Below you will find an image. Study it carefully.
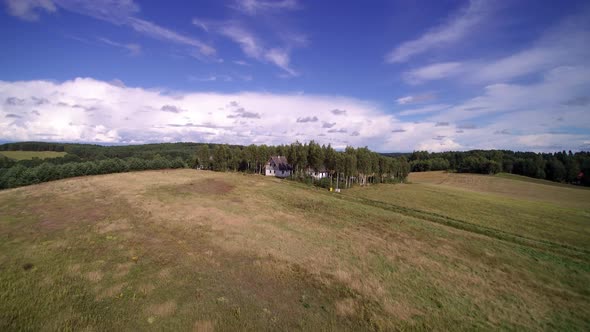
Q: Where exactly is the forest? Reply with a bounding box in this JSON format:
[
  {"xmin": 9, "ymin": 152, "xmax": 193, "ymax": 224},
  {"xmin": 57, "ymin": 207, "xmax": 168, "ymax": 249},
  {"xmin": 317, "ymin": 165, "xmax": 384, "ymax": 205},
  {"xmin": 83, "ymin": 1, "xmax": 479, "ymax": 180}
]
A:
[
  {"xmin": 404, "ymin": 150, "xmax": 590, "ymax": 186},
  {"xmin": 1, "ymin": 141, "xmax": 588, "ymax": 189},
  {"xmin": 0, "ymin": 141, "xmax": 410, "ymax": 190}
]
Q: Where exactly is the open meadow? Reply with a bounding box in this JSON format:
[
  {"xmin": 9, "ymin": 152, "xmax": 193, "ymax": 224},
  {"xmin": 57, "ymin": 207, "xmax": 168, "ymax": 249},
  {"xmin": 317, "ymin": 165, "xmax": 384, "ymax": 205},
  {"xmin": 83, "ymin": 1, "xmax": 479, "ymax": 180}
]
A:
[
  {"xmin": 1, "ymin": 170, "xmax": 589, "ymax": 330},
  {"xmin": 0, "ymin": 151, "xmax": 68, "ymax": 160}
]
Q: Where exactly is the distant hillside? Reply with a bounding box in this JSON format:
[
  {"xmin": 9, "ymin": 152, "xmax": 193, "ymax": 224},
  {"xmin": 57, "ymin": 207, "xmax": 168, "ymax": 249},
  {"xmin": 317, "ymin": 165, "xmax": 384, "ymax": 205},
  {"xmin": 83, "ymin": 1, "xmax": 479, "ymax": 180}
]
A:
[{"xmin": 380, "ymin": 152, "xmax": 411, "ymax": 158}]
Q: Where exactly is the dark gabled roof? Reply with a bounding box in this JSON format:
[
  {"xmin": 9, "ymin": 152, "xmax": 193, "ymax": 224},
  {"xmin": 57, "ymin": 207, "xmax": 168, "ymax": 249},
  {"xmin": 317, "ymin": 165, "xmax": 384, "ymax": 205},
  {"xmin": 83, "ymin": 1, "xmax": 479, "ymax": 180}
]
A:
[
  {"xmin": 306, "ymin": 166, "xmax": 327, "ymax": 173},
  {"xmin": 267, "ymin": 156, "xmax": 292, "ymax": 171}
]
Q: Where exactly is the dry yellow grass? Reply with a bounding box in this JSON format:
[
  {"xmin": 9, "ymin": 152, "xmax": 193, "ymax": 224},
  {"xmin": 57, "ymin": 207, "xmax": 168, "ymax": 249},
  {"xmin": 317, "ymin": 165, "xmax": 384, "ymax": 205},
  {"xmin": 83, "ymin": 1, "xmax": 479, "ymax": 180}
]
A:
[
  {"xmin": 408, "ymin": 171, "xmax": 590, "ymax": 209},
  {"xmin": 0, "ymin": 169, "xmax": 588, "ymax": 330},
  {"xmin": 0, "ymin": 150, "xmax": 67, "ymax": 160}
]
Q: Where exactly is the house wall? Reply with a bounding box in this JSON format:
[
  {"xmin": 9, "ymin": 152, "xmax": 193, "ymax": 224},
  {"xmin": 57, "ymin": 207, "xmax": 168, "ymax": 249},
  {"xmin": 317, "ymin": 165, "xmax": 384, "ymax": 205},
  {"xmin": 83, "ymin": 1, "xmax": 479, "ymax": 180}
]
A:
[
  {"xmin": 265, "ymin": 165, "xmax": 291, "ymax": 178},
  {"xmin": 308, "ymin": 170, "xmax": 328, "ymax": 180}
]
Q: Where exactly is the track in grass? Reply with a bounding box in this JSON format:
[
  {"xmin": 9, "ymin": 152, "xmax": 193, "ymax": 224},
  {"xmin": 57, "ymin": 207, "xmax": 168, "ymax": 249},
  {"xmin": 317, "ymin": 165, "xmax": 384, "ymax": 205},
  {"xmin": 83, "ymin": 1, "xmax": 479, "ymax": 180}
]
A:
[{"xmin": 1, "ymin": 170, "xmax": 589, "ymax": 330}]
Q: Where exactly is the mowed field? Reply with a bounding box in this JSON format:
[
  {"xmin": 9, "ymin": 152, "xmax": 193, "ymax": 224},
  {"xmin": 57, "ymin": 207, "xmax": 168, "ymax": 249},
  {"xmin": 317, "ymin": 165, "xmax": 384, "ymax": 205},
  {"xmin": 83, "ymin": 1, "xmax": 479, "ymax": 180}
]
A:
[
  {"xmin": 0, "ymin": 151, "xmax": 67, "ymax": 160},
  {"xmin": 0, "ymin": 170, "xmax": 589, "ymax": 330}
]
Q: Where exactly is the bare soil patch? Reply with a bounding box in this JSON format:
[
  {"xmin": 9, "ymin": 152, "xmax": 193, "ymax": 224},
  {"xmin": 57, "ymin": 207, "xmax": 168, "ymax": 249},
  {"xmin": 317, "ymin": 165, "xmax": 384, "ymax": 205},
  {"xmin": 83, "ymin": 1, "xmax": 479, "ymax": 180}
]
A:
[
  {"xmin": 147, "ymin": 300, "xmax": 177, "ymax": 317},
  {"xmin": 177, "ymin": 179, "xmax": 235, "ymax": 195},
  {"xmin": 193, "ymin": 320, "xmax": 214, "ymax": 332}
]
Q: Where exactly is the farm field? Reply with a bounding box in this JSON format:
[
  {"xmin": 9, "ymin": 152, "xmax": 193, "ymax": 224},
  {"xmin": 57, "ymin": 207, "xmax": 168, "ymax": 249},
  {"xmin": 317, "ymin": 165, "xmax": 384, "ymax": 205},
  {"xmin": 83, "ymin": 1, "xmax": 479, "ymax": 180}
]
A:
[
  {"xmin": 1, "ymin": 170, "xmax": 589, "ymax": 330},
  {"xmin": 0, "ymin": 150, "xmax": 67, "ymax": 160},
  {"xmin": 495, "ymin": 172, "xmax": 590, "ymax": 190}
]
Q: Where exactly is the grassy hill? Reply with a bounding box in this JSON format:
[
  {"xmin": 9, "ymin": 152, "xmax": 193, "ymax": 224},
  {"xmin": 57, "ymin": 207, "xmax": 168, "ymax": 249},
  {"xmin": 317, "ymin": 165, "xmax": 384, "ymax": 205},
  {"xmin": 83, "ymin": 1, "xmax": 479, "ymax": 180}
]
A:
[
  {"xmin": 0, "ymin": 151, "xmax": 67, "ymax": 160},
  {"xmin": 1, "ymin": 170, "xmax": 589, "ymax": 330}
]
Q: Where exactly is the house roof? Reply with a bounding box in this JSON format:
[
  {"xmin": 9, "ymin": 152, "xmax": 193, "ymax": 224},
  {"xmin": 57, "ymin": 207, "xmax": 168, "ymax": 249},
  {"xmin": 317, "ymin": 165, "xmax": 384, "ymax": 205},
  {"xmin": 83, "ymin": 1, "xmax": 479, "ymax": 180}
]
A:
[
  {"xmin": 306, "ymin": 166, "xmax": 327, "ymax": 172},
  {"xmin": 267, "ymin": 156, "xmax": 292, "ymax": 171}
]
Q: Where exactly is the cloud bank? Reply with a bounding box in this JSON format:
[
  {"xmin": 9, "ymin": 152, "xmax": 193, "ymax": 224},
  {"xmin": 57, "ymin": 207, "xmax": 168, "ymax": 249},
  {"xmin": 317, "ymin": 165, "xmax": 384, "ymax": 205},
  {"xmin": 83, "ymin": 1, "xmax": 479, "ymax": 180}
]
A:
[{"xmin": 1, "ymin": 77, "xmax": 588, "ymax": 152}]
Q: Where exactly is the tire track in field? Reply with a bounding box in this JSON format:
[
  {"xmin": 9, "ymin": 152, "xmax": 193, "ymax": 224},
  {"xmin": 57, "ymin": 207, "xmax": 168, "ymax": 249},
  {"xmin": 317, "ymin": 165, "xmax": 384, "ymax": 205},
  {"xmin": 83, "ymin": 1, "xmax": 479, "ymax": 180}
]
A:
[{"xmin": 338, "ymin": 193, "xmax": 590, "ymax": 262}]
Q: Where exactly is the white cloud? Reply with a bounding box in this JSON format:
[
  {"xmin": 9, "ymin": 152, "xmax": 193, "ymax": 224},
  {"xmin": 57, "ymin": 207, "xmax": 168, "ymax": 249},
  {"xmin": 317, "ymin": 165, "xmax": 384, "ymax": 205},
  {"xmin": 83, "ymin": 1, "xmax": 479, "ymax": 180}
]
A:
[
  {"xmin": 264, "ymin": 48, "xmax": 297, "ymax": 76},
  {"xmin": 187, "ymin": 74, "xmax": 234, "ymax": 82},
  {"xmin": 128, "ymin": 18, "xmax": 215, "ymax": 57},
  {"xmin": 53, "ymin": 0, "xmax": 140, "ymax": 23},
  {"xmin": 5, "ymin": 0, "xmax": 56, "ymax": 21},
  {"xmin": 0, "ymin": 77, "xmax": 401, "ymax": 150},
  {"xmin": 470, "ymin": 12, "xmax": 590, "ymax": 83},
  {"xmin": 385, "ymin": 0, "xmax": 490, "ymax": 63},
  {"xmin": 396, "ymin": 93, "xmax": 436, "ymax": 105},
  {"xmin": 217, "ymin": 23, "xmax": 263, "ymax": 58},
  {"xmin": 397, "ymin": 104, "xmax": 451, "ymax": 117},
  {"xmin": 414, "ymin": 65, "xmax": 590, "ymax": 151},
  {"xmin": 433, "ymin": 66, "xmax": 590, "ymax": 124},
  {"xmin": 195, "ymin": 20, "xmax": 298, "ymax": 76},
  {"xmin": 233, "ymin": 60, "xmax": 250, "ymax": 66},
  {"xmin": 229, "ymin": 0, "xmax": 300, "ymax": 15},
  {"xmin": 4, "ymin": 0, "xmax": 216, "ymax": 58},
  {"xmin": 403, "ymin": 62, "xmax": 462, "ymax": 84},
  {"xmin": 98, "ymin": 37, "xmax": 141, "ymax": 56},
  {"xmin": 3, "ymin": 77, "xmax": 586, "ymax": 152},
  {"xmin": 402, "ymin": 9, "xmax": 590, "ymax": 85}
]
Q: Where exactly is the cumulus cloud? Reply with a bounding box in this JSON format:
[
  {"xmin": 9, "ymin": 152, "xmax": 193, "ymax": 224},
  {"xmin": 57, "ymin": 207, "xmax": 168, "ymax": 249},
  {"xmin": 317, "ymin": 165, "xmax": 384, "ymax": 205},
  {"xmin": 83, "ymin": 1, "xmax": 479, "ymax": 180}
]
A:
[
  {"xmin": 327, "ymin": 128, "xmax": 347, "ymax": 134},
  {"xmin": 385, "ymin": 0, "xmax": 491, "ymax": 63},
  {"xmin": 5, "ymin": 97, "xmax": 26, "ymax": 105},
  {"xmin": 31, "ymin": 96, "xmax": 49, "ymax": 105},
  {"xmin": 1, "ymin": 77, "xmax": 588, "ymax": 152},
  {"xmin": 0, "ymin": 77, "xmax": 404, "ymax": 149},
  {"xmin": 161, "ymin": 105, "xmax": 186, "ymax": 113},
  {"xmin": 227, "ymin": 107, "xmax": 261, "ymax": 119},
  {"xmin": 435, "ymin": 122, "xmax": 449, "ymax": 127},
  {"xmin": 296, "ymin": 116, "xmax": 318, "ymax": 123},
  {"xmin": 331, "ymin": 109, "xmax": 346, "ymax": 116}
]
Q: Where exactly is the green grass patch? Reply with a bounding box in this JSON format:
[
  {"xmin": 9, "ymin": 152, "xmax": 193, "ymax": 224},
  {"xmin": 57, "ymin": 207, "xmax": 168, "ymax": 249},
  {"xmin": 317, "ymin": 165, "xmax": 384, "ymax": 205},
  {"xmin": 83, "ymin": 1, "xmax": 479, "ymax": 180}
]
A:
[
  {"xmin": 496, "ymin": 172, "xmax": 590, "ymax": 190},
  {"xmin": 0, "ymin": 151, "xmax": 67, "ymax": 160}
]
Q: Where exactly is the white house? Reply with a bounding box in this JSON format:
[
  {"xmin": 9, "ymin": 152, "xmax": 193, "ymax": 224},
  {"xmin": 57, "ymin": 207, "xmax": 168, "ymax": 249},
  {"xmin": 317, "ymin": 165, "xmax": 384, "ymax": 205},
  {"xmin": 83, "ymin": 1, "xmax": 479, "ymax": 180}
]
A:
[
  {"xmin": 306, "ymin": 167, "xmax": 329, "ymax": 180},
  {"xmin": 265, "ymin": 156, "xmax": 293, "ymax": 178}
]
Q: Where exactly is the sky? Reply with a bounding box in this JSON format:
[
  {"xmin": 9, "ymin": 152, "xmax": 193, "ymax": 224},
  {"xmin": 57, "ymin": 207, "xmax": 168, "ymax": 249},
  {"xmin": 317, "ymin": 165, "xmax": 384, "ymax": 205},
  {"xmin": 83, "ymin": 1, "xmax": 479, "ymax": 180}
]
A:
[{"xmin": 0, "ymin": 0, "xmax": 589, "ymax": 152}]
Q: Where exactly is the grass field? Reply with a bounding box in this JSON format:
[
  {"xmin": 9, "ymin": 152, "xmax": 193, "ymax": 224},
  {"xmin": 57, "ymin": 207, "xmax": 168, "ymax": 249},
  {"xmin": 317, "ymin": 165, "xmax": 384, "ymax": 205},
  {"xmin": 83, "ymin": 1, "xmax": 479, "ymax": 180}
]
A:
[
  {"xmin": 1, "ymin": 170, "xmax": 589, "ymax": 330},
  {"xmin": 496, "ymin": 172, "xmax": 590, "ymax": 190},
  {"xmin": 0, "ymin": 151, "xmax": 67, "ymax": 160}
]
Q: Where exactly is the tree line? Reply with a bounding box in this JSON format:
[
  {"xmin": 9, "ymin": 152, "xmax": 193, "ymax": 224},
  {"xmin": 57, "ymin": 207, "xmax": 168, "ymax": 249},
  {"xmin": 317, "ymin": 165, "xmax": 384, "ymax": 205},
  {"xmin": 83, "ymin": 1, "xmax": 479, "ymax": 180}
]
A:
[
  {"xmin": 195, "ymin": 141, "xmax": 411, "ymax": 188},
  {"xmin": 406, "ymin": 150, "xmax": 590, "ymax": 186},
  {"xmin": 0, "ymin": 156, "xmax": 187, "ymax": 189},
  {"xmin": 0, "ymin": 141, "xmax": 410, "ymax": 190}
]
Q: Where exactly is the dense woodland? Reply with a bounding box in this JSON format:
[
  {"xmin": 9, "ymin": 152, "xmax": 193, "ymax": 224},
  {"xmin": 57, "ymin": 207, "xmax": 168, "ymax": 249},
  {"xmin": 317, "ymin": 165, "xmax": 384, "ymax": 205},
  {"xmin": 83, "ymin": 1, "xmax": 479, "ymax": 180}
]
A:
[
  {"xmin": 1, "ymin": 141, "xmax": 588, "ymax": 189},
  {"xmin": 404, "ymin": 150, "xmax": 590, "ymax": 186},
  {"xmin": 0, "ymin": 141, "xmax": 410, "ymax": 189}
]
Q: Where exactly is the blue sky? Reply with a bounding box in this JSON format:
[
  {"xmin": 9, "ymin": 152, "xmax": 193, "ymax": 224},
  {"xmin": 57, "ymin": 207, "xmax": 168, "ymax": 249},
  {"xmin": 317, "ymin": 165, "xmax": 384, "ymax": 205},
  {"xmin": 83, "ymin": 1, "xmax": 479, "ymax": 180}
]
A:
[{"xmin": 1, "ymin": 0, "xmax": 589, "ymax": 152}]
